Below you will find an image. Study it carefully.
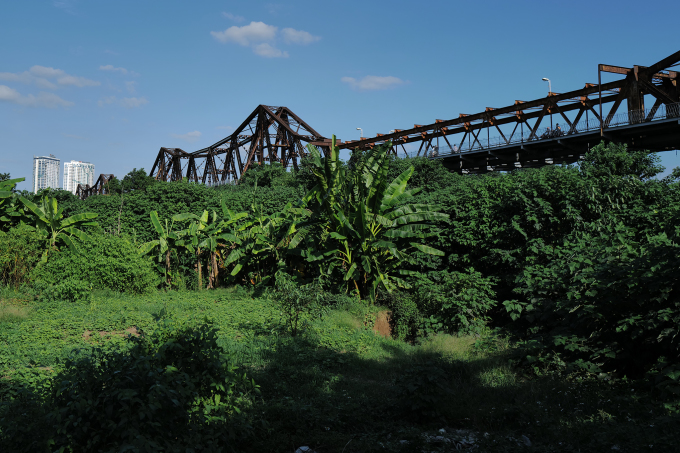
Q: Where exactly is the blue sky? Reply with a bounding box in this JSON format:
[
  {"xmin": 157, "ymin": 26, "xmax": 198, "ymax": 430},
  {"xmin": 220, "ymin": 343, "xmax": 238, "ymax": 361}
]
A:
[{"xmin": 1, "ymin": 0, "xmax": 679, "ymax": 190}]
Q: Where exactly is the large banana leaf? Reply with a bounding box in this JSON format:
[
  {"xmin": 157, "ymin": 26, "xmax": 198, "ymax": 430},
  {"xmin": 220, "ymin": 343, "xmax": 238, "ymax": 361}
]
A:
[
  {"xmin": 61, "ymin": 212, "xmax": 98, "ymax": 227},
  {"xmin": 410, "ymin": 242, "xmax": 445, "ymax": 256}
]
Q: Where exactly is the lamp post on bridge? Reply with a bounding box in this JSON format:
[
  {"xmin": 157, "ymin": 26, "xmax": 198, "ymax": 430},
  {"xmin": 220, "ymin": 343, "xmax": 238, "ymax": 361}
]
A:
[
  {"xmin": 542, "ymin": 78, "xmax": 553, "ymax": 131},
  {"xmin": 542, "ymin": 77, "xmax": 551, "ymax": 94},
  {"xmin": 356, "ymin": 127, "xmax": 363, "ymax": 139}
]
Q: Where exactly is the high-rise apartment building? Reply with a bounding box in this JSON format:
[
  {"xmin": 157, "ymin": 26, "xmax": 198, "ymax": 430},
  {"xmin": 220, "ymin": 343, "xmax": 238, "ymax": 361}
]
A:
[
  {"xmin": 63, "ymin": 160, "xmax": 95, "ymax": 194},
  {"xmin": 32, "ymin": 154, "xmax": 60, "ymax": 193}
]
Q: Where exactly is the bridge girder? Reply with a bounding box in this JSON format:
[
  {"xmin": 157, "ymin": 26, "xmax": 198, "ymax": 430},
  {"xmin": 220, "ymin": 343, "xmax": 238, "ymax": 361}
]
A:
[
  {"xmin": 150, "ymin": 105, "xmax": 331, "ymax": 184},
  {"xmin": 337, "ymin": 50, "xmax": 680, "ymax": 174}
]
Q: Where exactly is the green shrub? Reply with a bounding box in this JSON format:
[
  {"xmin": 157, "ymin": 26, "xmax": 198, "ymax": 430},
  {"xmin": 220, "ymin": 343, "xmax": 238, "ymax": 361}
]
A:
[
  {"xmin": 414, "ymin": 269, "xmax": 496, "ymax": 336},
  {"xmin": 508, "ymin": 223, "xmax": 680, "ymax": 379},
  {"xmin": 381, "ymin": 290, "xmax": 421, "ymax": 341},
  {"xmin": 31, "ymin": 232, "xmax": 156, "ymax": 295},
  {"xmin": 269, "ymin": 273, "xmax": 325, "ymax": 336},
  {"xmin": 0, "ymin": 225, "xmax": 44, "ymax": 288},
  {"xmin": 0, "ymin": 321, "xmax": 258, "ymax": 452},
  {"xmin": 32, "ymin": 278, "xmax": 92, "ymax": 303}
]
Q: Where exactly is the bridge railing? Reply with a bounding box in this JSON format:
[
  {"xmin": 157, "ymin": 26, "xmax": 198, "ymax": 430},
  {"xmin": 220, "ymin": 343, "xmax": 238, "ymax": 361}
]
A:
[{"xmin": 405, "ymin": 102, "xmax": 680, "ymax": 159}]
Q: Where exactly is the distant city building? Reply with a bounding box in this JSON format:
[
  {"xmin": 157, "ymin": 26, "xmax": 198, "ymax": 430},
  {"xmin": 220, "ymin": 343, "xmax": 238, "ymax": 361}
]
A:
[
  {"xmin": 32, "ymin": 154, "xmax": 60, "ymax": 193},
  {"xmin": 63, "ymin": 160, "xmax": 95, "ymax": 194}
]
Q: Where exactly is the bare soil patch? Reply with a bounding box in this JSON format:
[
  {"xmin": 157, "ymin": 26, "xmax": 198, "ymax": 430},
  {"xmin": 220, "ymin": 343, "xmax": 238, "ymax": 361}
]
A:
[{"xmin": 373, "ymin": 310, "xmax": 392, "ymax": 337}]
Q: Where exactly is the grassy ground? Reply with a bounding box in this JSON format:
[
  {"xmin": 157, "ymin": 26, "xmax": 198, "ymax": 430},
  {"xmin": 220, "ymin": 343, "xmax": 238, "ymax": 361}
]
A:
[{"xmin": 1, "ymin": 287, "xmax": 679, "ymax": 452}]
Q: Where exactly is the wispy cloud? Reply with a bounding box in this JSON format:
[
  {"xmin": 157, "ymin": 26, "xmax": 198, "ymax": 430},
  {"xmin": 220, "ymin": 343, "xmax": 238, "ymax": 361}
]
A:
[
  {"xmin": 222, "ymin": 12, "xmax": 245, "ymax": 22},
  {"xmin": 99, "ymin": 65, "xmax": 140, "ymax": 77},
  {"xmin": 282, "ymin": 28, "xmax": 320, "ymax": 45},
  {"xmin": 253, "ymin": 43, "xmax": 288, "ymax": 58},
  {"xmin": 120, "ymin": 97, "xmax": 147, "ymax": 108},
  {"xmin": 216, "ymin": 125, "xmax": 232, "ymax": 130},
  {"xmin": 125, "ymin": 81, "xmax": 136, "ymax": 94},
  {"xmin": 211, "ymin": 21, "xmax": 277, "ymax": 46},
  {"xmin": 210, "ymin": 21, "xmax": 319, "ymax": 58},
  {"xmin": 341, "ymin": 75, "xmax": 407, "ymax": 91},
  {"xmin": 0, "ymin": 85, "xmax": 74, "ymax": 108},
  {"xmin": 0, "ymin": 65, "xmax": 99, "ymax": 89},
  {"xmin": 171, "ymin": 131, "xmax": 202, "ymax": 142},
  {"xmin": 100, "ymin": 64, "xmax": 128, "ymax": 75},
  {"xmin": 98, "ymin": 95, "xmax": 148, "ymax": 108}
]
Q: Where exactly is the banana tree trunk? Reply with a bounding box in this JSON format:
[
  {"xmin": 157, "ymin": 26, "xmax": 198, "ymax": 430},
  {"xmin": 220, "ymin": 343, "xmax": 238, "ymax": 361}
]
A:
[
  {"xmin": 207, "ymin": 251, "xmax": 218, "ymax": 289},
  {"xmin": 197, "ymin": 247, "xmax": 202, "ymax": 291},
  {"xmin": 165, "ymin": 250, "xmax": 171, "ymax": 287}
]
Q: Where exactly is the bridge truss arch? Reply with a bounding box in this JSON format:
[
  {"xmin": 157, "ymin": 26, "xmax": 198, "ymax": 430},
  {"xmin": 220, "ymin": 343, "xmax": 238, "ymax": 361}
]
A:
[{"xmin": 150, "ymin": 105, "xmax": 332, "ymax": 185}]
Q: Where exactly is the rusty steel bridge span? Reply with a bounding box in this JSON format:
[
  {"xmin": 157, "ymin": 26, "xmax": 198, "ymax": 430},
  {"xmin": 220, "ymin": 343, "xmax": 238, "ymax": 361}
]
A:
[{"xmin": 150, "ymin": 49, "xmax": 680, "ymax": 184}]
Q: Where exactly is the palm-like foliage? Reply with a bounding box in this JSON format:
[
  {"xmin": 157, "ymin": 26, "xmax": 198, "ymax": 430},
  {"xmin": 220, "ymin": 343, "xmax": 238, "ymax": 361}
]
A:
[
  {"xmin": 0, "ymin": 177, "xmax": 25, "ymax": 230},
  {"xmin": 223, "ymin": 202, "xmax": 311, "ymax": 285},
  {"xmin": 304, "ymin": 137, "xmax": 449, "ymax": 301},
  {"xmin": 19, "ymin": 194, "xmax": 98, "ymax": 262},
  {"xmin": 138, "ymin": 211, "xmax": 183, "ymax": 288},
  {"xmin": 174, "ymin": 198, "xmax": 248, "ymax": 289}
]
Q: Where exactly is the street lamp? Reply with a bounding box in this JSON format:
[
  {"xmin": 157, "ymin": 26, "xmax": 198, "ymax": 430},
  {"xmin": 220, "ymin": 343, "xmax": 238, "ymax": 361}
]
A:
[
  {"xmin": 542, "ymin": 78, "xmax": 551, "ymax": 94},
  {"xmin": 542, "ymin": 78, "xmax": 553, "ymax": 131},
  {"xmin": 356, "ymin": 127, "xmax": 363, "ymax": 139}
]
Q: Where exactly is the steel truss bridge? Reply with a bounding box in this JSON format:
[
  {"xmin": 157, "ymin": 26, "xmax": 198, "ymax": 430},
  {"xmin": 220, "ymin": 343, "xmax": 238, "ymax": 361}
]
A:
[
  {"xmin": 148, "ymin": 50, "xmax": 680, "ymax": 185},
  {"xmin": 76, "ymin": 174, "xmax": 115, "ymax": 199},
  {"xmin": 341, "ymin": 50, "xmax": 680, "ymax": 173},
  {"xmin": 150, "ymin": 105, "xmax": 332, "ymax": 185}
]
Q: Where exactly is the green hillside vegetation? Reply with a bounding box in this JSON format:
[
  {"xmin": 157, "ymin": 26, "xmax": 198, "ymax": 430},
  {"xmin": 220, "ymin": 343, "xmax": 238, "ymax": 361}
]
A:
[{"xmin": 0, "ymin": 140, "xmax": 679, "ymax": 451}]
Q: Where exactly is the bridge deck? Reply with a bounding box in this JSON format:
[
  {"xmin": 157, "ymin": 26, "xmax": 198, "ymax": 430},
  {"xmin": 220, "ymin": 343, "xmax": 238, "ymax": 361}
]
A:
[{"xmin": 426, "ymin": 104, "xmax": 680, "ymax": 173}]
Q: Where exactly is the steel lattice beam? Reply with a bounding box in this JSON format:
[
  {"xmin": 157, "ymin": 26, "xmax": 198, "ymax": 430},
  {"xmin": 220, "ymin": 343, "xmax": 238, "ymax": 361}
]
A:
[
  {"xmin": 337, "ymin": 50, "xmax": 680, "ymax": 174},
  {"xmin": 150, "ymin": 105, "xmax": 331, "ymax": 184}
]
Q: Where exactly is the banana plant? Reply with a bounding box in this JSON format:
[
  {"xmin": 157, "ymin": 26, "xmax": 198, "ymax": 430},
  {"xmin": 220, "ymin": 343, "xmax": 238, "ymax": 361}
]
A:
[
  {"xmin": 0, "ymin": 177, "xmax": 25, "ymax": 230},
  {"xmin": 304, "ymin": 136, "xmax": 449, "ymax": 302},
  {"xmin": 138, "ymin": 211, "xmax": 182, "ymax": 289},
  {"xmin": 19, "ymin": 194, "xmax": 98, "ymax": 262},
  {"xmin": 223, "ymin": 202, "xmax": 311, "ymax": 286}
]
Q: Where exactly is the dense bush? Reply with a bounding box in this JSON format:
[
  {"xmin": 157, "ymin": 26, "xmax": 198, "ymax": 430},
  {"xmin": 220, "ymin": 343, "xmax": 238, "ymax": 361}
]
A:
[
  {"xmin": 414, "ymin": 269, "xmax": 497, "ymax": 336},
  {"xmin": 0, "ymin": 321, "xmax": 258, "ymax": 452},
  {"xmin": 32, "ymin": 232, "xmax": 156, "ymax": 295},
  {"xmin": 0, "ymin": 225, "xmax": 44, "ymax": 288},
  {"xmin": 507, "ymin": 222, "xmax": 680, "ymax": 379},
  {"xmin": 269, "ymin": 273, "xmax": 325, "ymax": 336},
  {"xmin": 382, "ymin": 290, "xmax": 421, "ymax": 341},
  {"xmin": 32, "ymin": 278, "xmax": 92, "ymax": 303}
]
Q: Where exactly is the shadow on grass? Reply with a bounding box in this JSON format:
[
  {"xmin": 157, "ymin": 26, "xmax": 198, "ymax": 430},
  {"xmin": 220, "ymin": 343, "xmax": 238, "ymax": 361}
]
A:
[
  {"xmin": 222, "ymin": 327, "xmax": 680, "ymax": 453},
  {"xmin": 2, "ymin": 314, "xmax": 679, "ymax": 453}
]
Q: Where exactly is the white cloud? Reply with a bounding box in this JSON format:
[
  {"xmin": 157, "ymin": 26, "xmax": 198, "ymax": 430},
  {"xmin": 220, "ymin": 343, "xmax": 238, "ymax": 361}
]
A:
[
  {"xmin": 211, "ymin": 21, "xmax": 277, "ymax": 46},
  {"xmin": 125, "ymin": 81, "xmax": 136, "ymax": 94},
  {"xmin": 171, "ymin": 131, "xmax": 202, "ymax": 142},
  {"xmin": 0, "ymin": 65, "xmax": 99, "ymax": 89},
  {"xmin": 216, "ymin": 125, "xmax": 232, "ymax": 130},
  {"xmin": 100, "ymin": 64, "xmax": 128, "ymax": 75},
  {"xmin": 56, "ymin": 74, "xmax": 100, "ymax": 87},
  {"xmin": 97, "ymin": 95, "xmax": 148, "ymax": 108},
  {"xmin": 341, "ymin": 75, "xmax": 406, "ymax": 91},
  {"xmin": 253, "ymin": 43, "xmax": 288, "ymax": 58},
  {"xmin": 0, "ymin": 85, "xmax": 73, "ymax": 108},
  {"xmin": 222, "ymin": 12, "xmax": 245, "ymax": 22},
  {"xmin": 211, "ymin": 21, "xmax": 318, "ymax": 57},
  {"xmin": 29, "ymin": 65, "xmax": 64, "ymax": 78},
  {"xmin": 282, "ymin": 28, "xmax": 320, "ymax": 45}
]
